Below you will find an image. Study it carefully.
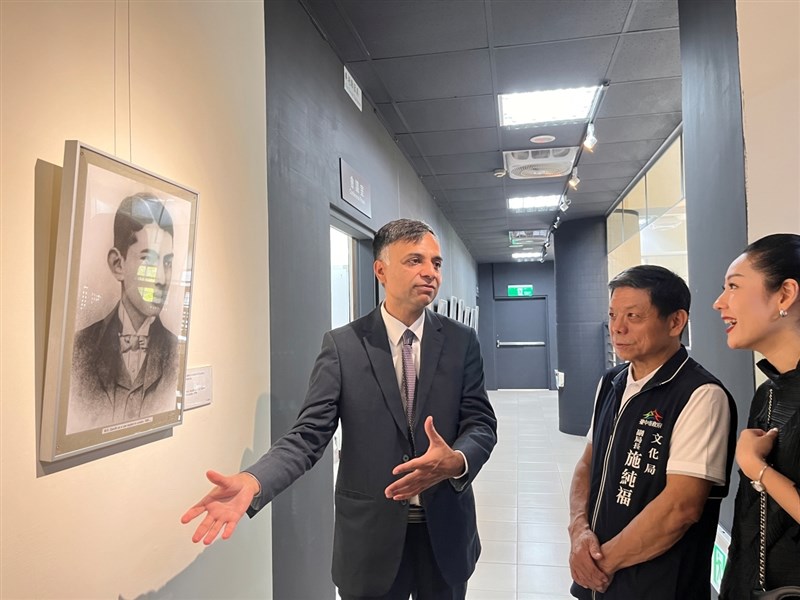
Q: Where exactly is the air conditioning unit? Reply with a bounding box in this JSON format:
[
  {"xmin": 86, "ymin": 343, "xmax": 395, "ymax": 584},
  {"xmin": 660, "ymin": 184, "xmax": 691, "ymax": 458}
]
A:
[{"xmin": 503, "ymin": 147, "xmax": 579, "ymax": 179}]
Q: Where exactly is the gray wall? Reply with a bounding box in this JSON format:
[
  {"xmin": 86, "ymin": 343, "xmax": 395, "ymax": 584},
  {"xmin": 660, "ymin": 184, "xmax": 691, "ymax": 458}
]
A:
[
  {"xmin": 478, "ymin": 262, "xmax": 558, "ymax": 390},
  {"xmin": 678, "ymin": 0, "xmax": 753, "ymax": 533},
  {"xmin": 264, "ymin": 1, "xmax": 478, "ymax": 597},
  {"xmin": 555, "ymin": 218, "xmax": 609, "ymax": 435}
]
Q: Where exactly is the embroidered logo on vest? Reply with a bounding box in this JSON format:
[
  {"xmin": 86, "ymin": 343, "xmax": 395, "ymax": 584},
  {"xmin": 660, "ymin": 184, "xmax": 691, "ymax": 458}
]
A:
[{"xmin": 639, "ymin": 409, "xmax": 664, "ymax": 428}]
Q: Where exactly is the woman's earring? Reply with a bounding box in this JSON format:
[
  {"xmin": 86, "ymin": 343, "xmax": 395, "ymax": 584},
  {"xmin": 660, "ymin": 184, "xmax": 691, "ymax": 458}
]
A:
[{"xmin": 780, "ymin": 309, "xmax": 789, "ymax": 318}]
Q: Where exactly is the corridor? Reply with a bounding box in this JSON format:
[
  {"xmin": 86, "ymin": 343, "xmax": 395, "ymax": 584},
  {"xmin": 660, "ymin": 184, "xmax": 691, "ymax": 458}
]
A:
[{"xmin": 469, "ymin": 390, "xmax": 586, "ymax": 600}]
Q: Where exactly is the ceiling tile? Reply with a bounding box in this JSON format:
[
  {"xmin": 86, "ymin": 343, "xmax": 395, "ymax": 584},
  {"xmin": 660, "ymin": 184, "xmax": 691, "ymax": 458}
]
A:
[
  {"xmin": 627, "ymin": 0, "xmax": 679, "ymax": 31},
  {"xmin": 424, "ymin": 172, "xmax": 504, "ymax": 190},
  {"xmin": 609, "ymin": 30, "xmax": 681, "ymax": 83},
  {"xmin": 593, "ymin": 112, "xmax": 681, "ymax": 144},
  {"xmin": 495, "ymin": 37, "xmax": 618, "ymax": 93},
  {"xmin": 389, "ymin": 95, "xmax": 497, "ymax": 133},
  {"xmin": 492, "ymin": 0, "xmax": 631, "ymax": 45},
  {"xmin": 598, "ymin": 78, "xmax": 682, "ymax": 119},
  {"xmin": 426, "ymin": 151, "xmax": 504, "ymax": 176},
  {"xmin": 371, "ymin": 49, "xmax": 493, "ymax": 102},
  {"xmin": 579, "ymin": 139, "xmax": 664, "ymax": 165},
  {"xmin": 397, "ymin": 127, "xmax": 499, "ymax": 157},
  {"xmin": 341, "ymin": 0, "xmax": 488, "ymax": 58},
  {"xmin": 576, "ymin": 161, "xmax": 645, "ymax": 180}
]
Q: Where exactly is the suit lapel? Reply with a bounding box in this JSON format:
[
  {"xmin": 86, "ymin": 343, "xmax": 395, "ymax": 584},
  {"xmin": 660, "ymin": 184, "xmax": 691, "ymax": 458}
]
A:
[
  {"xmin": 362, "ymin": 308, "xmax": 409, "ymax": 437},
  {"xmin": 415, "ymin": 309, "xmax": 443, "ymax": 424}
]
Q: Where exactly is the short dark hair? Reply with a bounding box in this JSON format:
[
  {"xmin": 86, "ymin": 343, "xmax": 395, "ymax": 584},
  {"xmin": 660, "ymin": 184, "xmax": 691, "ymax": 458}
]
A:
[
  {"xmin": 373, "ymin": 219, "xmax": 436, "ymax": 260},
  {"xmin": 114, "ymin": 193, "xmax": 174, "ymax": 257},
  {"xmin": 743, "ymin": 233, "xmax": 800, "ymax": 294},
  {"xmin": 609, "ymin": 265, "xmax": 691, "ymax": 319}
]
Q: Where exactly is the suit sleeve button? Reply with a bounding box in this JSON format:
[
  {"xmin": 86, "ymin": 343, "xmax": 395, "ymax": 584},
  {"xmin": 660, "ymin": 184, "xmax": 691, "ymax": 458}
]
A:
[
  {"xmin": 402, "ymin": 454, "xmax": 410, "ymax": 462},
  {"xmin": 400, "ymin": 499, "xmax": 408, "ymax": 506}
]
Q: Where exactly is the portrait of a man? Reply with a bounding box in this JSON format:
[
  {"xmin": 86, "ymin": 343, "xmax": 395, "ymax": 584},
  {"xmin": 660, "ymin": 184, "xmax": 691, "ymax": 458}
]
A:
[{"xmin": 67, "ymin": 192, "xmax": 179, "ymax": 434}]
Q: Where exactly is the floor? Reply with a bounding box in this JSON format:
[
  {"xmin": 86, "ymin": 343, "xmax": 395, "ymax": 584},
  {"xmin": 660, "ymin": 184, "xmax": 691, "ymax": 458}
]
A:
[{"xmin": 467, "ymin": 389, "xmax": 586, "ymax": 600}]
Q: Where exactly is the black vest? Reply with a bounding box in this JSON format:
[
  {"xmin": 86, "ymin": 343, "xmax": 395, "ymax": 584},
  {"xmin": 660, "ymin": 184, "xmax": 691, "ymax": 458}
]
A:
[{"xmin": 571, "ymin": 346, "xmax": 736, "ymax": 600}]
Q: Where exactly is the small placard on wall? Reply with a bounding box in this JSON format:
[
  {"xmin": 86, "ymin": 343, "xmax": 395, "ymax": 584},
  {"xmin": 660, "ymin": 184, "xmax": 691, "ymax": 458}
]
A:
[
  {"xmin": 184, "ymin": 365, "xmax": 212, "ymax": 410},
  {"xmin": 339, "ymin": 158, "xmax": 372, "ymax": 217},
  {"xmin": 344, "ymin": 66, "xmax": 362, "ymax": 112}
]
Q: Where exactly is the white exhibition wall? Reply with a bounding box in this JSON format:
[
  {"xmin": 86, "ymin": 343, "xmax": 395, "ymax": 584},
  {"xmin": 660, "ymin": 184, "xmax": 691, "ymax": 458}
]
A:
[{"xmin": 1, "ymin": 2, "xmax": 272, "ymax": 598}]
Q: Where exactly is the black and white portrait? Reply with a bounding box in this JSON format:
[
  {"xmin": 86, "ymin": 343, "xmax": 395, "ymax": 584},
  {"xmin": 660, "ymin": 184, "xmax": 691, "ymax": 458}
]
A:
[
  {"xmin": 41, "ymin": 142, "xmax": 197, "ymax": 461},
  {"xmin": 67, "ymin": 163, "xmax": 193, "ymax": 435}
]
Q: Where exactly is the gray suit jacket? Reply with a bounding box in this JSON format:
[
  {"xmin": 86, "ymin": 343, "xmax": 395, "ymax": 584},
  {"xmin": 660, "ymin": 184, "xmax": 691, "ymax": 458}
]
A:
[{"xmin": 245, "ymin": 306, "xmax": 497, "ymax": 596}]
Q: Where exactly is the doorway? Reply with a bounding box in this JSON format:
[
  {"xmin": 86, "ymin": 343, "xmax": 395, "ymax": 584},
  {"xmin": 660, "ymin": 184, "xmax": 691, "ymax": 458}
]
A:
[{"xmin": 494, "ymin": 296, "xmax": 551, "ymax": 389}]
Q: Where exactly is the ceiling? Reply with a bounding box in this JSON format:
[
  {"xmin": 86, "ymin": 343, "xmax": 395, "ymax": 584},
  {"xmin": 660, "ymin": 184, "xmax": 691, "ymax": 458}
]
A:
[{"xmin": 302, "ymin": 0, "xmax": 682, "ymax": 263}]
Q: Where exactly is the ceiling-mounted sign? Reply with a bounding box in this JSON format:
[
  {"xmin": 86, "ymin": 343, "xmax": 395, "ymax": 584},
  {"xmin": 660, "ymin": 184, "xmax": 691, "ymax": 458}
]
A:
[
  {"xmin": 507, "ymin": 284, "xmax": 534, "ymax": 297},
  {"xmin": 339, "ymin": 158, "xmax": 372, "ymax": 217},
  {"xmin": 344, "ymin": 66, "xmax": 362, "ymax": 112}
]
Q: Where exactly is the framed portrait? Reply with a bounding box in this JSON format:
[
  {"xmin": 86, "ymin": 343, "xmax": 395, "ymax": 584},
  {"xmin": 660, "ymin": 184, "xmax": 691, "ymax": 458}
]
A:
[
  {"xmin": 472, "ymin": 306, "xmax": 479, "ymax": 332},
  {"xmin": 449, "ymin": 296, "xmax": 458, "ymax": 320},
  {"xmin": 463, "ymin": 307, "xmax": 472, "ymax": 326},
  {"xmin": 436, "ymin": 298, "xmax": 448, "ymax": 315},
  {"xmin": 40, "ymin": 141, "xmax": 198, "ymax": 462}
]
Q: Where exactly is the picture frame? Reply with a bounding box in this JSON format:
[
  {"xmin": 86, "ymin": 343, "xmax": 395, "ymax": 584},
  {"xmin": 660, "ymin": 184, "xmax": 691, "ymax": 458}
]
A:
[
  {"xmin": 40, "ymin": 141, "xmax": 199, "ymax": 462},
  {"xmin": 436, "ymin": 298, "xmax": 448, "ymax": 315}
]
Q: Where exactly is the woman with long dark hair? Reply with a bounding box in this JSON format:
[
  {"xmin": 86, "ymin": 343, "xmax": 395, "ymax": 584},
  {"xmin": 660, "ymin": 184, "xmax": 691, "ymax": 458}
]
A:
[{"xmin": 714, "ymin": 233, "xmax": 800, "ymax": 599}]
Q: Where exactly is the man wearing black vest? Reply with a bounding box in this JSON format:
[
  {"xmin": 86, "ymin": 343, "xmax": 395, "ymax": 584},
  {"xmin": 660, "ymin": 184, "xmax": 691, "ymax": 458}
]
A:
[{"xmin": 568, "ymin": 265, "xmax": 736, "ymax": 599}]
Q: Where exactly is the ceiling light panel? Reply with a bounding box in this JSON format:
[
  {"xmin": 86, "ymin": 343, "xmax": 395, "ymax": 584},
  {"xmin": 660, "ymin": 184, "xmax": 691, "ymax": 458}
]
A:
[
  {"xmin": 507, "ymin": 195, "xmax": 562, "ymax": 212},
  {"xmin": 512, "ymin": 251, "xmax": 543, "ymax": 260},
  {"xmin": 498, "ymin": 86, "xmax": 602, "ymax": 127}
]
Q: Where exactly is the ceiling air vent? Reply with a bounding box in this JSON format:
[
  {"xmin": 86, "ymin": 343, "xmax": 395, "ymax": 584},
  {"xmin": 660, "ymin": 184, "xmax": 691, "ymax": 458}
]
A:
[{"xmin": 502, "ymin": 147, "xmax": 579, "ymax": 179}]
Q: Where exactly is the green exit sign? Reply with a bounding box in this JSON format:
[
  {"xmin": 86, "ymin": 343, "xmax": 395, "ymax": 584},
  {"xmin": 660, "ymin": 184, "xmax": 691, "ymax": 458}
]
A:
[
  {"xmin": 710, "ymin": 542, "xmax": 727, "ymax": 592},
  {"xmin": 508, "ymin": 284, "xmax": 533, "ymax": 297}
]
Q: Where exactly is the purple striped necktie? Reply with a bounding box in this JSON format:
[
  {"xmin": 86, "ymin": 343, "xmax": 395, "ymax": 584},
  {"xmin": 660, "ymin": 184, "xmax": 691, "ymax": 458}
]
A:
[{"xmin": 401, "ymin": 329, "xmax": 417, "ymax": 425}]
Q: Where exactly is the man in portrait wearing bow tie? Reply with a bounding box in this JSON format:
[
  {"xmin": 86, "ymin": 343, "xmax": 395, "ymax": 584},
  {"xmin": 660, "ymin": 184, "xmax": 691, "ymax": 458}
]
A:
[
  {"xmin": 182, "ymin": 219, "xmax": 497, "ymax": 599},
  {"xmin": 67, "ymin": 192, "xmax": 179, "ymax": 434}
]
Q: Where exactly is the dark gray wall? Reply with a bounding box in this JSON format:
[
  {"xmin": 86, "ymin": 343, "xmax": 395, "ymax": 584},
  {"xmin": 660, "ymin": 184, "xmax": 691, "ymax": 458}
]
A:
[
  {"xmin": 678, "ymin": 0, "xmax": 753, "ymax": 533},
  {"xmin": 264, "ymin": 1, "xmax": 478, "ymax": 597},
  {"xmin": 478, "ymin": 262, "xmax": 558, "ymax": 390},
  {"xmin": 555, "ymin": 218, "xmax": 609, "ymax": 435}
]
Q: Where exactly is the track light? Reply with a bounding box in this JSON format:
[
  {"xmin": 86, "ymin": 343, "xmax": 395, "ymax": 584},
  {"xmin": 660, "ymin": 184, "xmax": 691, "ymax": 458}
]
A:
[
  {"xmin": 583, "ymin": 123, "xmax": 597, "ymax": 152},
  {"xmin": 559, "ymin": 197, "xmax": 571, "ymax": 212},
  {"xmin": 568, "ymin": 168, "xmax": 580, "ymax": 190},
  {"xmin": 553, "ymin": 215, "xmax": 562, "ymax": 229}
]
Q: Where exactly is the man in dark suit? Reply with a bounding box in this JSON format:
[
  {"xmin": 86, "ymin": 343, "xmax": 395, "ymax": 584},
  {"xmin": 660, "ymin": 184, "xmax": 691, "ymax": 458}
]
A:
[
  {"xmin": 182, "ymin": 219, "xmax": 497, "ymax": 599},
  {"xmin": 67, "ymin": 193, "xmax": 178, "ymax": 434}
]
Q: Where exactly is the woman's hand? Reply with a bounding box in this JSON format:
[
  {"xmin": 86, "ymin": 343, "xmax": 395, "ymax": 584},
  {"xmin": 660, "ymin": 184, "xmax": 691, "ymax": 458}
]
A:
[{"xmin": 735, "ymin": 427, "xmax": 778, "ymax": 480}]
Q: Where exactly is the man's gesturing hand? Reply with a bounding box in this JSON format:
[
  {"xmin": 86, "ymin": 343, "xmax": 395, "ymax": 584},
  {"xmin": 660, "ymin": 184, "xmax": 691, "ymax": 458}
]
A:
[
  {"xmin": 384, "ymin": 416, "xmax": 464, "ymax": 501},
  {"xmin": 180, "ymin": 470, "xmax": 260, "ymax": 545}
]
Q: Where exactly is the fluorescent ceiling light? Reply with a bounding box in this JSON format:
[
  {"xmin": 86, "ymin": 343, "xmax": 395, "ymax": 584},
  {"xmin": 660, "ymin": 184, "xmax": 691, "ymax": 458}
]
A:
[
  {"xmin": 512, "ymin": 251, "xmax": 543, "ymax": 260},
  {"xmin": 507, "ymin": 195, "xmax": 561, "ymax": 212},
  {"xmin": 499, "ymin": 86, "xmax": 601, "ymax": 127}
]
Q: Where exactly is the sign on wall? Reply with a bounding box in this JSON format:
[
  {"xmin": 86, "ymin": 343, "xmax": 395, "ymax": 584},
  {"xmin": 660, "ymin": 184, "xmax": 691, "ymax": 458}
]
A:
[
  {"xmin": 339, "ymin": 158, "xmax": 372, "ymax": 218},
  {"xmin": 507, "ymin": 284, "xmax": 534, "ymax": 297}
]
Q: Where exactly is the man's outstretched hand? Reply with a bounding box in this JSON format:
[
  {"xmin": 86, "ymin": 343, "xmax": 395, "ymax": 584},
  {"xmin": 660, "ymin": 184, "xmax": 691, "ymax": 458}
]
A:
[
  {"xmin": 384, "ymin": 416, "xmax": 464, "ymax": 501},
  {"xmin": 180, "ymin": 470, "xmax": 260, "ymax": 545}
]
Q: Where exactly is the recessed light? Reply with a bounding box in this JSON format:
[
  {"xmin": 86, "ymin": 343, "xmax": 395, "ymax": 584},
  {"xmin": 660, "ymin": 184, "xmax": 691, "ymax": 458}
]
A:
[
  {"xmin": 493, "ymin": 168, "xmax": 507, "ymax": 178},
  {"xmin": 530, "ymin": 134, "xmax": 556, "ymax": 144},
  {"xmin": 499, "ymin": 86, "xmax": 602, "ymax": 127}
]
